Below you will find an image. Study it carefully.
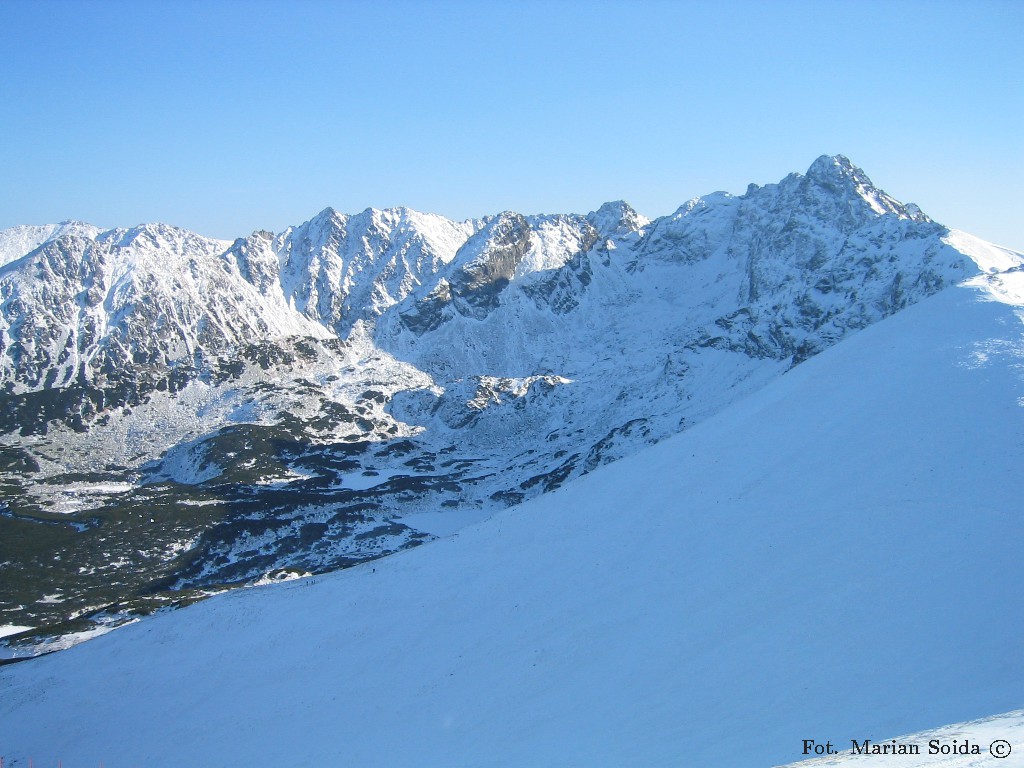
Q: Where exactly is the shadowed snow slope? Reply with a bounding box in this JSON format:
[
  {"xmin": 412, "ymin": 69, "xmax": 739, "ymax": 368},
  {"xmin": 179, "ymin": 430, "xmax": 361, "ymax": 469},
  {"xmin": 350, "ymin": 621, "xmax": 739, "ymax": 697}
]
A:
[{"xmin": 2, "ymin": 276, "xmax": 1023, "ymax": 766}]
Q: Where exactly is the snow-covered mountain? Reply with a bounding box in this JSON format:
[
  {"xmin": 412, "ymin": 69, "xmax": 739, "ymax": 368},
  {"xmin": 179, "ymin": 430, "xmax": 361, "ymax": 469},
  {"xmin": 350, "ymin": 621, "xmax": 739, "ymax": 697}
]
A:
[
  {"xmin": 0, "ymin": 155, "xmax": 1020, "ymax": 655},
  {"xmin": 2, "ymin": 256, "xmax": 1021, "ymax": 766},
  {"xmin": 0, "ymin": 223, "xmax": 332, "ymax": 395}
]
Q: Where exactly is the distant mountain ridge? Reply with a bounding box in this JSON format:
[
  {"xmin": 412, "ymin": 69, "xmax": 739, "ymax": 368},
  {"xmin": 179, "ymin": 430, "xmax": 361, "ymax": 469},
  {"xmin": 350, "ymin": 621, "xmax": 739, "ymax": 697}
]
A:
[
  {"xmin": 0, "ymin": 155, "xmax": 980, "ymax": 399},
  {"xmin": 1, "ymin": 155, "xmax": 1020, "ymax": 654}
]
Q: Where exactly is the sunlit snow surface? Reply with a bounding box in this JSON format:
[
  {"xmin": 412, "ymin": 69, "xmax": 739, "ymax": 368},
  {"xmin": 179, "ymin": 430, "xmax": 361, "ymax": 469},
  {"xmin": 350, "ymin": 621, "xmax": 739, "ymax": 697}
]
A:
[{"xmin": 1, "ymin": 267, "xmax": 1022, "ymax": 765}]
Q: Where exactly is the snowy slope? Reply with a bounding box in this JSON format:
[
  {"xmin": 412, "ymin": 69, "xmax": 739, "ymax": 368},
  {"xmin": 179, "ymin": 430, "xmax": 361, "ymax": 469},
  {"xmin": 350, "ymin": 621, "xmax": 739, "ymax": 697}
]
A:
[{"xmin": 2, "ymin": 269, "xmax": 1021, "ymax": 766}]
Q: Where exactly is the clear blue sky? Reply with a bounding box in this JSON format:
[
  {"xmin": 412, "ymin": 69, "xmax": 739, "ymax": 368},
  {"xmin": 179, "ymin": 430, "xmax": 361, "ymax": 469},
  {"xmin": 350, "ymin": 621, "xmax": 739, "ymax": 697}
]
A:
[{"xmin": 2, "ymin": 0, "xmax": 1021, "ymax": 249}]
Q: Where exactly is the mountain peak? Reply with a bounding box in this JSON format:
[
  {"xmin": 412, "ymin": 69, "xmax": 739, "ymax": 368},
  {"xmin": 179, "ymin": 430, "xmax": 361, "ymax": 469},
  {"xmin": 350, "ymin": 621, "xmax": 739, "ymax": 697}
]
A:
[
  {"xmin": 55, "ymin": 219, "xmax": 99, "ymax": 230},
  {"xmin": 802, "ymin": 154, "xmax": 931, "ymax": 222},
  {"xmin": 587, "ymin": 200, "xmax": 649, "ymax": 240},
  {"xmin": 311, "ymin": 206, "xmax": 345, "ymax": 224},
  {"xmin": 805, "ymin": 154, "xmax": 868, "ymax": 186}
]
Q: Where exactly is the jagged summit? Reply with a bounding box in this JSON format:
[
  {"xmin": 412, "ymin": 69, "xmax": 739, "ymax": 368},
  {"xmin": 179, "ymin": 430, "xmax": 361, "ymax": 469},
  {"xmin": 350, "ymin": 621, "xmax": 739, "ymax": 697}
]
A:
[
  {"xmin": 586, "ymin": 200, "xmax": 650, "ymax": 240},
  {"xmin": 805, "ymin": 152, "xmax": 861, "ymax": 181},
  {"xmin": 799, "ymin": 153, "xmax": 932, "ymax": 223},
  {"xmin": 802, "ymin": 153, "xmax": 886, "ymax": 203}
]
